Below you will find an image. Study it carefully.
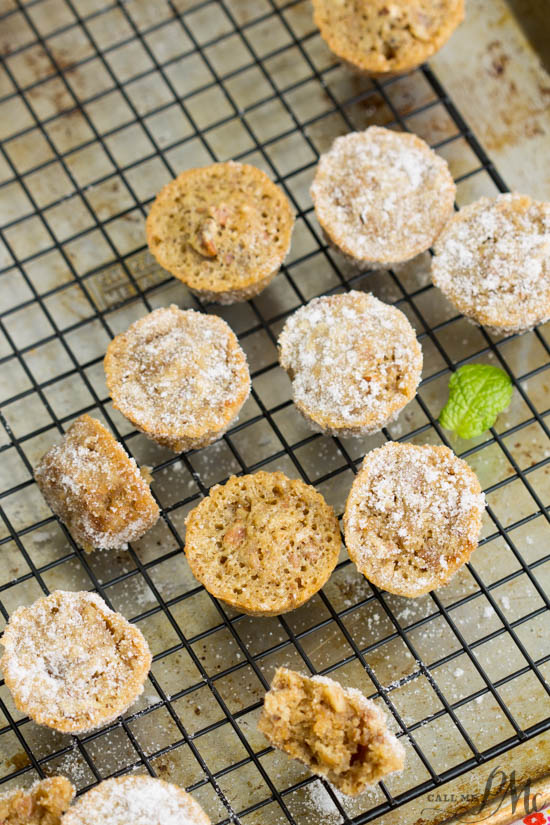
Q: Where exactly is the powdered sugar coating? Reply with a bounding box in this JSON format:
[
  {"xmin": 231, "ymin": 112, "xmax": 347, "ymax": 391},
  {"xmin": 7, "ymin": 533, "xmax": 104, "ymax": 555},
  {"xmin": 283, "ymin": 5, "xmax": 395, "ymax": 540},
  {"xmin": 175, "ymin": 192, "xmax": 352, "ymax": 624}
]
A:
[
  {"xmin": 278, "ymin": 291, "xmax": 423, "ymax": 436},
  {"xmin": 35, "ymin": 414, "xmax": 159, "ymax": 552},
  {"xmin": 0, "ymin": 591, "xmax": 152, "ymax": 733},
  {"xmin": 311, "ymin": 127, "xmax": 455, "ymax": 264},
  {"xmin": 61, "ymin": 776, "xmax": 210, "ymax": 825},
  {"xmin": 344, "ymin": 443, "xmax": 485, "ymax": 597},
  {"xmin": 432, "ymin": 193, "xmax": 550, "ymax": 334},
  {"xmin": 104, "ymin": 305, "xmax": 250, "ymax": 452}
]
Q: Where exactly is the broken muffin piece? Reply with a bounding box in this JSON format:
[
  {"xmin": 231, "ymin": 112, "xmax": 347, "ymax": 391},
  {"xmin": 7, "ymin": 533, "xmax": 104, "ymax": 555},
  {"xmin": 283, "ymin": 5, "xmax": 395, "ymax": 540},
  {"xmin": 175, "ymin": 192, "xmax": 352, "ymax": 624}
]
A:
[
  {"xmin": 258, "ymin": 668, "xmax": 405, "ymax": 795},
  {"xmin": 0, "ymin": 776, "xmax": 75, "ymax": 825}
]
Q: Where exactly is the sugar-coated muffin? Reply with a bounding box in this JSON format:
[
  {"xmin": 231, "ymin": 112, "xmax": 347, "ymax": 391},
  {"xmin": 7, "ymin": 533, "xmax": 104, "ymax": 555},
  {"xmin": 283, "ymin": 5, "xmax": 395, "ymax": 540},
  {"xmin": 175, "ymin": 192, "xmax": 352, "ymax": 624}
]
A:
[
  {"xmin": 0, "ymin": 590, "xmax": 152, "ymax": 733},
  {"xmin": 344, "ymin": 443, "xmax": 485, "ymax": 596},
  {"xmin": 61, "ymin": 776, "xmax": 210, "ymax": 825},
  {"xmin": 431, "ymin": 193, "xmax": 550, "ymax": 335},
  {"xmin": 104, "ymin": 305, "xmax": 250, "ymax": 453},
  {"xmin": 311, "ymin": 127, "xmax": 455, "ymax": 265},
  {"xmin": 278, "ymin": 291, "xmax": 423, "ymax": 436},
  {"xmin": 35, "ymin": 414, "xmax": 159, "ymax": 552}
]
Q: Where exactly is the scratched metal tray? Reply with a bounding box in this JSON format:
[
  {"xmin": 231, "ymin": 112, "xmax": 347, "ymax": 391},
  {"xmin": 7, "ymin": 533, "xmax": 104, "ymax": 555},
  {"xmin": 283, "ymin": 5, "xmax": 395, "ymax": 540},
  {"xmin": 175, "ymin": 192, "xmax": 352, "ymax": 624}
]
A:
[{"xmin": 0, "ymin": 1, "xmax": 549, "ymax": 824}]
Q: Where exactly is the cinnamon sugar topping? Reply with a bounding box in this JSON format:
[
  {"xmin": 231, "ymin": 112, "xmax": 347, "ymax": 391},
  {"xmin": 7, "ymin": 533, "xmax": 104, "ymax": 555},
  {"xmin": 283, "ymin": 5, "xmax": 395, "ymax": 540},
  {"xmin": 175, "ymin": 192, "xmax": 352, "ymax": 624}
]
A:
[
  {"xmin": 311, "ymin": 127, "xmax": 455, "ymax": 264},
  {"xmin": 104, "ymin": 305, "xmax": 250, "ymax": 453},
  {"xmin": 61, "ymin": 776, "xmax": 210, "ymax": 825},
  {"xmin": 431, "ymin": 193, "xmax": 550, "ymax": 334},
  {"xmin": 344, "ymin": 443, "xmax": 485, "ymax": 597},
  {"xmin": 278, "ymin": 291, "xmax": 423, "ymax": 436},
  {"xmin": 0, "ymin": 590, "xmax": 151, "ymax": 733}
]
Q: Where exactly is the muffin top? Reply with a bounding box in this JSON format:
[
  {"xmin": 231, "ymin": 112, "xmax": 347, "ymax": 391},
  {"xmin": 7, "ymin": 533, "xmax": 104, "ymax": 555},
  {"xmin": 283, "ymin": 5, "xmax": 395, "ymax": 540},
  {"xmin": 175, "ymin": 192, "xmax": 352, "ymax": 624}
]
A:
[
  {"xmin": 432, "ymin": 193, "xmax": 550, "ymax": 334},
  {"xmin": 61, "ymin": 776, "xmax": 210, "ymax": 825},
  {"xmin": 311, "ymin": 127, "xmax": 455, "ymax": 264},
  {"xmin": 104, "ymin": 305, "xmax": 250, "ymax": 451},
  {"xmin": 279, "ymin": 291, "xmax": 423, "ymax": 435},
  {"xmin": 312, "ymin": 0, "xmax": 464, "ymax": 75},
  {"xmin": 184, "ymin": 471, "xmax": 341, "ymax": 616},
  {"xmin": 0, "ymin": 590, "xmax": 151, "ymax": 733},
  {"xmin": 146, "ymin": 162, "xmax": 294, "ymax": 300},
  {"xmin": 344, "ymin": 443, "xmax": 485, "ymax": 597}
]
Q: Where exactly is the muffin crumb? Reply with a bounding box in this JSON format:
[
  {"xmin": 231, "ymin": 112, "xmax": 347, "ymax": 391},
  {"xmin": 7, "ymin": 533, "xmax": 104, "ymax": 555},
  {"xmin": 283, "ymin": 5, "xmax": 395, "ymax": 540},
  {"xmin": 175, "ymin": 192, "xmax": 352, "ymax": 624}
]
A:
[{"xmin": 258, "ymin": 667, "xmax": 405, "ymax": 795}]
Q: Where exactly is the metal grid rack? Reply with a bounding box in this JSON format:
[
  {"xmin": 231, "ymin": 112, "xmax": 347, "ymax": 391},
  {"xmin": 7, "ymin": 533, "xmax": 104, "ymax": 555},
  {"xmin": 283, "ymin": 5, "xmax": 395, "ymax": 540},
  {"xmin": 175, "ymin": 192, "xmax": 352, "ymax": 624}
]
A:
[{"xmin": 0, "ymin": 1, "xmax": 549, "ymax": 823}]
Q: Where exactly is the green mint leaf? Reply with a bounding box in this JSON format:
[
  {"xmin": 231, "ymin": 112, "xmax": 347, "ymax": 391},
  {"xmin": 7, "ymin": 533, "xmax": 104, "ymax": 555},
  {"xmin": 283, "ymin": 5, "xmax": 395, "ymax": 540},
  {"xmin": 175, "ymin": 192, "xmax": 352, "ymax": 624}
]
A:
[{"xmin": 439, "ymin": 364, "xmax": 513, "ymax": 439}]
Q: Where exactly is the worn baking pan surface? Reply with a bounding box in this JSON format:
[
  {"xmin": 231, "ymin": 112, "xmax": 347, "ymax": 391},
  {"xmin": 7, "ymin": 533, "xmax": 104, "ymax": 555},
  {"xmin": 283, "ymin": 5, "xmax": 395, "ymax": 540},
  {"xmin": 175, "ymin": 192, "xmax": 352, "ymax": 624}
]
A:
[{"xmin": 0, "ymin": 1, "xmax": 549, "ymax": 824}]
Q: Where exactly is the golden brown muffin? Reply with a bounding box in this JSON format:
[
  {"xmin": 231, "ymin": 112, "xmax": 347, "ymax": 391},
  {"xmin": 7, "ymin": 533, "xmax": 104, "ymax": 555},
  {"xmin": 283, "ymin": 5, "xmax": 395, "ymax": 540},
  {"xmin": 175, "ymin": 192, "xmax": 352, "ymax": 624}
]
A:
[
  {"xmin": 258, "ymin": 668, "xmax": 405, "ymax": 795},
  {"xmin": 184, "ymin": 471, "xmax": 341, "ymax": 616},
  {"xmin": 0, "ymin": 590, "xmax": 152, "ymax": 734},
  {"xmin": 35, "ymin": 414, "xmax": 159, "ymax": 552},
  {"xmin": 344, "ymin": 443, "xmax": 485, "ymax": 597},
  {"xmin": 312, "ymin": 0, "xmax": 464, "ymax": 76},
  {"xmin": 431, "ymin": 193, "xmax": 550, "ymax": 335},
  {"xmin": 311, "ymin": 127, "xmax": 455, "ymax": 265},
  {"xmin": 146, "ymin": 162, "xmax": 294, "ymax": 304},
  {"xmin": 278, "ymin": 291, "xmax": 423, "ymax": 436},
  {"xmin": 0, "ymin": 777, "xmax": 75, "ymax": 825},
  {"xmin": 104, "ymin": 305, "xmax": 250, "ymax": 453},
  {"xmin": 61, "ymin": 776, "xmax": 210, "ymax": 825}
]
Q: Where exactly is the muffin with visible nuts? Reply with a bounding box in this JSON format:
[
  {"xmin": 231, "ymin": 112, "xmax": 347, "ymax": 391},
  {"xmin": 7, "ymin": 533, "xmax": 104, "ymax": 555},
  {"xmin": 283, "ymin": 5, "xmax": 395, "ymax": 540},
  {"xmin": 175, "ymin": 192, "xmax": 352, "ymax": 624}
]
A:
[
  {"xmin": 0, "ymin": 777, "xmax": 75, "ymax": 825},
  {"xmin": 146, "ymin": 161, "xmax": 294, "ymax": 304},
  {"xmin": 104, "ymin": 305, "xmax": 250, "ymax": 453},
  {"xmin": 311, "ymin": 126, "xmax": 455, "ymax": 266},
  {"xmin": 184, "ymin": 471, "xmax": 341, "ymax": 616},
  {"xmin": 431, "ymin": 193, "xmax": 550, "ymax": 335},
  {"xmin": 312, "ymin": 0, "xmax": 464, "ymax": 76},
  {"xmin": 35, "ymin": 414, "xmax": 159, "ymax": 552},
  {"xmin": 344, "ymin": 442, "xmax": 485, "ymax": 597},
  {"xmin": 258, "ymin": 667, "xmax": 405, "ymax": 795},
  {"xmin": 278, "ymin": 291, "xmax": 423, "ymax": 436}
]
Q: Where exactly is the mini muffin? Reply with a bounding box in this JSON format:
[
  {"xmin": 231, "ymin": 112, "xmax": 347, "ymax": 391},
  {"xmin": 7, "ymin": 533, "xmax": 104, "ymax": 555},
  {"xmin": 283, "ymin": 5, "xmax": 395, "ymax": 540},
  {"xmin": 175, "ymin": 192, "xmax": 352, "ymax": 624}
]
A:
[
  {"xmin": 184, "ymin": 471, "xmax": 341, "ymax": 616},
  {"xmin": 35, "ymin": 414, "xmax": 159, "ymax": 553},
  {"xmin": 312, "ymin": 0, "xmax": 464, "ymax": 76},
  {"xmin": 0, "ymin": 777, "xmax": 75, "ymax": 825},
  {"xmin": 344, "ymin": 443, "xmax": 485, "ymax": 597},
  {"xmin": 278, "ymin": 291, "xmax": 422, "ymax": 436},
  {"xmin": 258, "ymin": 667, "xmax": 405, "ymax": 795},
  {"xmin": 146, "ymin": 161, "xmax": 294, "ymax": 304},
  {"xmin": 431, "ymin": 193, "xmax": 550, "ymax": 335},
  {"xmin": 311, "ymin": 126, "xmax": 455, "ymax": 266},
  {"xmin": 61, "ymin": 776, "xmax": 210, "ymax": 825},
  {"xmin": 104, "ymin": 305, "xmax": 250, "ymax": 453},
  {"xmin": 0, "ymin": 590, "xmax": 152, "ymax": 734}
]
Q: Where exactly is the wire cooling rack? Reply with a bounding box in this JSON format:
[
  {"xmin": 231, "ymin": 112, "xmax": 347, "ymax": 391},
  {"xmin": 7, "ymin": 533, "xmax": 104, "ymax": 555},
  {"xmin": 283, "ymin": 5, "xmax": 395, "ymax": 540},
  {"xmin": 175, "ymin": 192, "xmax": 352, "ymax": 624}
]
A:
[{"xmin": 1, "ymin": 1, "xmax": 550, "ymax": 823}]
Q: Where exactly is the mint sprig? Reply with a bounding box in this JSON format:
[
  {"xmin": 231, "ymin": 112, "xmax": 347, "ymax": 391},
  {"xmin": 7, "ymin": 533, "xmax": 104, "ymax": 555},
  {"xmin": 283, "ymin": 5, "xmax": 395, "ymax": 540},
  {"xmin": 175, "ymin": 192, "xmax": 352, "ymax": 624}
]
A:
[{"xmin": 439, "ymin": 364, "xmax": 513, "ymax": 439}]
